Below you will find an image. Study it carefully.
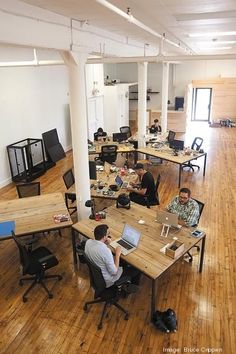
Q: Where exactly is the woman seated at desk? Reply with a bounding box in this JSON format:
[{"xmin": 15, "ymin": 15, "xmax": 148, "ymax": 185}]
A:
[
  {"xmin": 149, "ymin": 119, "xmax": 162, "ymax": 134},
  {"xmin": 94, "ymin": 127, "xmax": 107, "ymax": 142}
]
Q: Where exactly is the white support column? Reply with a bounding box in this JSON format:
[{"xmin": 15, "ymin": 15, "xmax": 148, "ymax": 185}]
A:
[
  {"xmin": 161, "ymin": 62, "xmax": 169, "ymax": 133},
  {"xmin": 60, "ymin": 51, "xmax": 90, "ymax": 219},
  {"xmin": 137, "ymin": 62, "xmax": 148, "ymax": 148}
]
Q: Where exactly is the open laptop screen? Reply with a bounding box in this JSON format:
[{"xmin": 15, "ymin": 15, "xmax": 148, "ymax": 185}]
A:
[
  {"xmin": 115, "ymin": 175, "xmax": 123, "ymax": 187},
  {"xmin": 122, "ymin": 224, "xmax": 141, "ymax": 247}
]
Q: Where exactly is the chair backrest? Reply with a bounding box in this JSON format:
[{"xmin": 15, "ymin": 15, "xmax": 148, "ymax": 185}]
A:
[
  {"xmin": 63, "ymin": 169, "xmax": 75, "ymax": 189},
  {"xmin": 101, "ymin": 145, "xmax": 118, "ymax": 164},
  {"xmin": 191, "ymin": 137, "xmax": 203, "ymax": 151},
  {"xmin": 16, "ymin": 182, "xmax": 40, "ymax": 198},
  {"xmin": 84, "ymin": 254, "xmax": 106, "ymax": 297},
  {"xmin": 94, "ymin": 131, "xmax": 107, "ymax": 141},
  {"xmin": 192, "ymin": 198, "xmax": 205, "ymax": 225},
  {"xmin": 120, "ymin": 126, "xmax": 131, "ymax": 138},
  {"xmin": 12, "ymin": 231, "xmax": 31, "ymax": 274},
  {"xmin": 167, "ymin": 130, "xmax": 176, "ymax": 142}
]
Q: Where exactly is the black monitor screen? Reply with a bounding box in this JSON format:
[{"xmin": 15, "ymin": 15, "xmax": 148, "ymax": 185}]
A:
[
  {"xmin": 89, "ymin": 161, "xmax": 97, "ymax": 180},
  {"xmin": 113, "ymin": 132, "xmax": 128, "ymax": 142},
  {"xmin": 169, "ymin": 139, "xmax": 184, "ymax": 151}
]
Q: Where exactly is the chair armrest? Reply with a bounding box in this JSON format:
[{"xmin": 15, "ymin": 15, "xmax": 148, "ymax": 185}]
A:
[{"xmin": 38, "ymin": 254, "xmax": 54, "ymax": 264}]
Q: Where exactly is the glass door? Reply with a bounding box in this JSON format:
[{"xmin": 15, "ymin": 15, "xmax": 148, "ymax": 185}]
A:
[{"xmin": 192, "ymin": 88, "xmax": 212, "ymax": 121}]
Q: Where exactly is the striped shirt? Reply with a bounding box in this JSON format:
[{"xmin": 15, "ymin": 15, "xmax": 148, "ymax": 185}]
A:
[{"xmin": 167, "ymin": 196, "xmax": 200, "ymax": 227}]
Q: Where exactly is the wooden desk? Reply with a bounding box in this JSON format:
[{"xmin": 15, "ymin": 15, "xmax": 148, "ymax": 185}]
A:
[
  {"xmin": 136, "ymin": 146, "xmax": 207, "ymax": 187},
  {"xmin": 0, "ymin": 193, "xmax": 73, "ymax": 240},
  {"xmin": 72, "ymin": 204, "xmax": 206, "ymax": 318}
]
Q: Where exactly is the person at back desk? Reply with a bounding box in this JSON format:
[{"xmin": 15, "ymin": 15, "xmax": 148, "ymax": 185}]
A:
[
  {"xmin": 149, "ymin": 119, "xmax": 162, "ymax": 134},
  {"xmin": 167, "ymin": 187, "xmax": 199, "ymax": 227},
  {"xmin": 94, "ymin": 127, "xmax": 107, "ymax": 141},
  {"xmin": 126, "ymin": 163, "xmax": 157, "ymax": 206},
  {"xmin": 85, "ymin": 224, "xmax": 141, "ymax": 288}
]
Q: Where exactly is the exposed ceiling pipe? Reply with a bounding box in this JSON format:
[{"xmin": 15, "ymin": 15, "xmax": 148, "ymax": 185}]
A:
[
  {"xmin": 87, "ymin": 53, "xmax": 236, "ymax": 64},
  {"xmin": 95, "ymin": 0, "xmax": 186, "ymax": 52}
]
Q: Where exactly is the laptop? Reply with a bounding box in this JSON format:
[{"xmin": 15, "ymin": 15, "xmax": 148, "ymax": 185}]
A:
[
  {"xmin": 156, "ymin": 211, "xmax": 179, "ymax": 228},
  {"xmin": 115, "ymin": 175, "xmax": 129, "ymax": 189},
  {"xmin": 110, "ymin": 224, "xmax": 141, "ymax": 255},
  {"xmin": 169, "ymin": 139, "xmax": 184, "ymax": 151},
  {"xmin": 0, "ymin": 220, "xmax": 15, "ymax": 239}
]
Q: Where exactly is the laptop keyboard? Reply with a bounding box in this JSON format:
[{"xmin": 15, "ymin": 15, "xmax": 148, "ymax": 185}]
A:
[{"xmin": 117, "ymin": 239, "xmax": 133, "ymax": 250}]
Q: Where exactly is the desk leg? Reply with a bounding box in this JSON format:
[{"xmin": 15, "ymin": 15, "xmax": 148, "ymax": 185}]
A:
[
  {"xmin": 151, "ymin": 279, "xmax": 157, "ymax": 320},
  {"xmin": 72, "ymin": 228, "xmax": 77, "ymax": 265},
  {"xmin": 134, "ymin": 150, "xmax": 138, "ymax": 164},
  {"xmin": 199, "ymin": 235, "xmax": 206, "ymax": 273},
  {"xmin": 178, "ymin": 165, "xmax": 182, "ymax": 188},
  {"xmin": 203, "ymin": 154, "xmax": 207, "ymax": 177}
]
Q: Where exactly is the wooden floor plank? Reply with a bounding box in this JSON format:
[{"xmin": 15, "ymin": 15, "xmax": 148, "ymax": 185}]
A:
[{"xmin": 0, "ymin": 123, "xmax": 235, "ymax": 353}]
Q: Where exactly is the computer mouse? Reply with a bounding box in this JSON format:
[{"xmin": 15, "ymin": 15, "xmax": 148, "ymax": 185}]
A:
[{"xmin": 138, "ymin": 219, "xmax": 145, "ymax": 224}]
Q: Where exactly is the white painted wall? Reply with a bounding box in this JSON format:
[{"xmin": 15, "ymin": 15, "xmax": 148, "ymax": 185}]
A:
[{"xmin": 0, "ymin": 65, "xmax": 70, "ymax": 187}]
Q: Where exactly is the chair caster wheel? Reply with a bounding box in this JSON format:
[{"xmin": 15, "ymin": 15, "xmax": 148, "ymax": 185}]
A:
[
  {"xmin": 49, "ymin": 293, "xmax": 53, "ymax": 299},
  {"xmin": 124, "ymin": 314, "xmax": 129, "ymax": 320},
  {"xmin": 83, "ymin": 304, "xmax": 88, "ymax": 312},
  {"xmin": 97, "ymin": 323, "xmax": 103, "ymax": 330},
  {"xmin": 23, "ymin": 297, "xmax": 27, "ymax": 303}
]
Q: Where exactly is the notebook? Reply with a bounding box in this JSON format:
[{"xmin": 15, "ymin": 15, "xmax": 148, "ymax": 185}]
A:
[
  {"xmin": 115, "ymin": 175, "xmax": 129, "ymax": 189},
  {"xmin": 0, "ymin": 220, "xmax": 15, "ymax": 239},
  {"xmin": 110, "ymin": 224, "xmax": 141, "ymax": 255},
  {"xmin": 156, "ymin": 211, "xmax": 180, "ymax": 228}
]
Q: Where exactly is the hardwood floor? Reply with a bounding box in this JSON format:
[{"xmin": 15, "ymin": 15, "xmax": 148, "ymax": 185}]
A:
[{"xmin": 0, "ymin": 123, "xmax": 235, "ymax": 353}]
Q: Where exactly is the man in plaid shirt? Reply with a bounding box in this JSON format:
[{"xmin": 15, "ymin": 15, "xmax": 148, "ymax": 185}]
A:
[{"xmin": 167, "ymin": 187, "xmax": 199, "ymax": 227}]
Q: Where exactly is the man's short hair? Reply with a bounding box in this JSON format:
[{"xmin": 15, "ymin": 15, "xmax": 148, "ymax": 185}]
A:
[
  {"xmin": 94, "ymin": 224, "xmax": 108, "ymax": 240},
  {"xmin": 154, "ymin": 119, "xmax": 159, "ymax": 123},
  {"xmin": 179, "ymin": 187, "xmax": 191, "ymax": 197},
  {"xmin": 134, "ymin": 163, "xmax": 144, "ymax": 170}
]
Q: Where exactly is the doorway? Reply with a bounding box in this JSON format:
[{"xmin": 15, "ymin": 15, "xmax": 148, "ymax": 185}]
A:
[{"xmin": 192, "ymin": 88, "xmax": 212, "ymax": 121}]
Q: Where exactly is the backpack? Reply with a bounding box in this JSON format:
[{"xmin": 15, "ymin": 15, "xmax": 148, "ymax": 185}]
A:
[{"xmin": 152, "ymin": 308, "xmax": 177, "ymax": 333}]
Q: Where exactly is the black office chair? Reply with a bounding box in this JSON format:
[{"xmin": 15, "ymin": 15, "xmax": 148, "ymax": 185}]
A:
[
  {"xmin": 16, "ymin": 182, "xmax": 40, "ymax": 198},
  {"xmin": 167, "ymin": 130, "xmax": 176, "ymax": 142},
  {"xmin": 182, "ymin": 137, "xmax": 204, "ymax": 171},
  {"xmin": 144, "ymin": 174, "xmax": 161, "ymax": 208},
  {"xmin": 83, "ymin": 254, "xmax": 130, "ymax": 330},
  {"xmin": 187, "ymin": 198, "xmax": 205, "ymax": 262},
  {"xmin": 120, "ymin": 126, "xmax": 132, "ymax": 139},
  {"xmin": 95, "ymin": 145, "xmax": 118, "ymax": 165},
  {"xmin": 62, "ymin": 169, "xmax": 77, "ymax": 215},
  {"xmin": 12, "ymin": 231, "xmax": 62, "ymax": 302}
]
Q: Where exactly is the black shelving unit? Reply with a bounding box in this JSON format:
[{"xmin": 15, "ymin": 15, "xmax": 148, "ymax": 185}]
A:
[
  {"xmin": 7, "ymin": 138, "xmax": 46, "ymax": 182},
  {"xmin": 129, "ymin": 90, "xmax": 159, "ymax": 101}
]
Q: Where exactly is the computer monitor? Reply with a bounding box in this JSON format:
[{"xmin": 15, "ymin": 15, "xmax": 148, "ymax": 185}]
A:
[
  {"xmin": 89, "ymin": 161, "xmax": 97, "ymax": 180},
  {"xmin": 169, "ymin": 139, "xmax": 184, "ymax": 151},
  {"xmin": 113, "ymin": 132, "xmax": 128, "ymax": 142}
]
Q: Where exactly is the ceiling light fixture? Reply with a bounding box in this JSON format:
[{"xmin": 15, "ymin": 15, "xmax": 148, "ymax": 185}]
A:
[
  {"xmin": 200, "ymin": 47, "xmax": 232, "ymax": 50},
  {"xmin": 189, "ymin": 31, "xmax": 236, "ymax": 38},
  {"xmin": 95, "ymin": 0, "xmax": 186, "ymax": 52}
]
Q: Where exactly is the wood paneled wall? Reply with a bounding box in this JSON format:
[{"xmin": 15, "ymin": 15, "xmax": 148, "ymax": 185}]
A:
[{"xmin": 193, "ymin": 77, "xmax": 236, "ymax": 122}]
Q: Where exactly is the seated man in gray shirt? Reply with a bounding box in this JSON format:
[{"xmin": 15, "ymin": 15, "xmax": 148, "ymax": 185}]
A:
[
  {"xmin": 85, "ymin": 224, "xmax": 140, "ymax": 288},
  {"xmin": 167, "ymin": 187, "xmax": 199, "ymax": 227}
]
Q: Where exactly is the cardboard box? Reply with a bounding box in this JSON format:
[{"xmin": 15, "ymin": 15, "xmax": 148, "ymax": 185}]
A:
[{"xmin": 165, "ymin": 240, "xmax": 184, "ymax": 259}]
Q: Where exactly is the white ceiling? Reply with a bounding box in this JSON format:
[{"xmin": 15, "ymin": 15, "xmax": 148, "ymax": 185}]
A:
[{"xmin": 21, "ymin": 0, "xmax": 236, "ymax": 56}]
